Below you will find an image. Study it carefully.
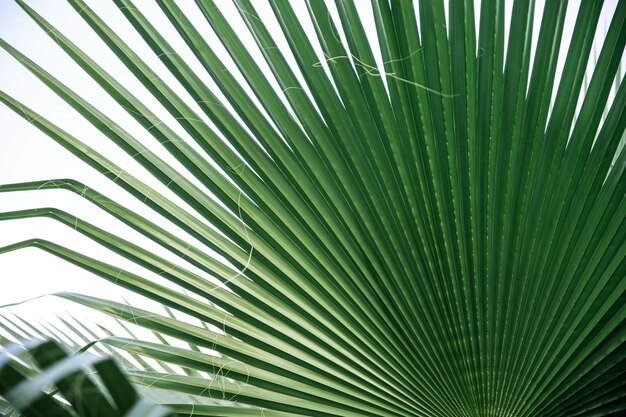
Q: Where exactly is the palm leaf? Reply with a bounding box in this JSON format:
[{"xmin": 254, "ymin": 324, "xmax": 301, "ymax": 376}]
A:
[
  {"xmin": 0, "ymin": 338, "xmax": 174, "ymax": 417},
  {"xmin": 1, "ymin": 0, "xmax": 625, "ymax": 416}
]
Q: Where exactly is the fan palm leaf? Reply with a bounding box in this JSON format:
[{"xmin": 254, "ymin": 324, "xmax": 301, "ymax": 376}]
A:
[
  {"xmin": 0, "ymin": 0, "xmax": 625, "ymax": 416},
  {"xmin": 0, "ymin": 339, "xmax": 175, "ymax": 417}
]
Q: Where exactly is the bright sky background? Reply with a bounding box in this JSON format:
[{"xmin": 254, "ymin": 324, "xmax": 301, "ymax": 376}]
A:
[{"xmin": 0, "ymin": 0, "xmax": 623, "ymax": 345}]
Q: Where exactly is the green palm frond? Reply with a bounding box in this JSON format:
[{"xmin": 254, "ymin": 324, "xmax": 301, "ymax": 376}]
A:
[
  {"xmin": 1, "ymin": 0, "xmax": 625, "ymax": 416},
  {"xmin": 0, "ymin": 338, "xmax": 175, "ymax": 417}
]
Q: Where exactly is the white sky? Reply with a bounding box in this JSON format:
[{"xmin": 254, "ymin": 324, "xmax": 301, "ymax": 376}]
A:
[{"xmin": 0, "ymin": 0, "xmax": 623, "ymax": 341}]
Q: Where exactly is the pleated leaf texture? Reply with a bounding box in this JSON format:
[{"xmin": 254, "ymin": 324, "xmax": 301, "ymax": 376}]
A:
[{"xmin": 0, "ymin": 0, "xmax": 625, "ymax": 416}]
